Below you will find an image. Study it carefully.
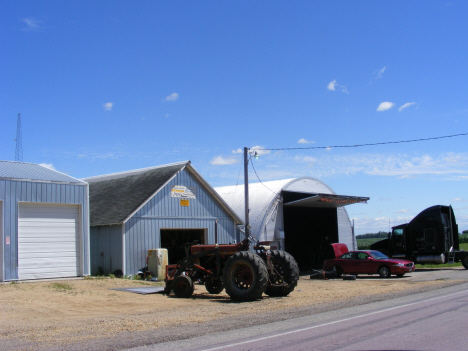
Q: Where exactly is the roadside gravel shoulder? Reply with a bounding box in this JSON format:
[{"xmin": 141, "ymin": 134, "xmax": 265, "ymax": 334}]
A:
[{"xmin": 0, "ymin": 269, "xmax": 466, "ymax": 351}]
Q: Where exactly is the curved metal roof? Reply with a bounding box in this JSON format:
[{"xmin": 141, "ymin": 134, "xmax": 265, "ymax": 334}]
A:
[
  {"xmin": 215, "ymin": 177, "xmax": 368, "ymax": 241},
  {"xmin": 215, "ymin": 177, "xmax": 336, "ymax": 237}
]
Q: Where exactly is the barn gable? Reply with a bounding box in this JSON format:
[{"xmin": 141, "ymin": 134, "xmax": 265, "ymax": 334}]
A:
[{"xmin": 85, "ymin": 161, "xmax": 241, "ymax": 276}]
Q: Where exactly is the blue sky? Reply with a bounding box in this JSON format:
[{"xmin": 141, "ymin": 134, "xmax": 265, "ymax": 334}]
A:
[{"xmin": 1, "ymin": 1, "xmax": 467, "ymax": 234}]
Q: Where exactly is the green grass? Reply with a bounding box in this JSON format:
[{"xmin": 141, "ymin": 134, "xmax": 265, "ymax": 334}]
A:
[
  {"xmin": 357, "ymin": 238, "xmax": 384, "ymax": 250},
  {"xmin": 358, "ymin": 241, "xmax": 468, "ymax": 268},
  {"xmin": 49, "ymin": 282, "xmax": 73, "ymax": 292}
]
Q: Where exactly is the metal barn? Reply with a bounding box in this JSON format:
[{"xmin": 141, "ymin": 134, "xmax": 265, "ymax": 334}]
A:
[
  {"xmin": 84, "ymin": 161, "xmax": 242, "ymax": 276},
  {"xmin": 215, "ymin": 177, "xmax": 369, "ymax": 270},
  {"xmin": 0, "ymin": 161, "xmax": 90, "ymax": 282}
]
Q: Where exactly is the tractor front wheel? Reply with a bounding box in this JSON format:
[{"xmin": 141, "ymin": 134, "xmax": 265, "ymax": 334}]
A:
[
  {"xmin": 205, "ymin": 277, "xmax": 224, "ymax": 294},
  {"xmin": 223, "ymin": 251, "xmax": 268, "ymax": 302},
  {"xmin": 173, "ymin": 275, "xmax": 194, "ymax": 298},
  {"xmin": 265, "ymin": 250, "xmax": 300, "ymax": 297}
]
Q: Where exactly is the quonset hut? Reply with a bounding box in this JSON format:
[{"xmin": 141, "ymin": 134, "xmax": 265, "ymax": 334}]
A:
[
  {"xmin": 215, "ymin": 177, "xmax": 369, "ymax": 270},
  {"xmin": 84, "ymin": 161, "xmax": 242, "ymax": 276}
]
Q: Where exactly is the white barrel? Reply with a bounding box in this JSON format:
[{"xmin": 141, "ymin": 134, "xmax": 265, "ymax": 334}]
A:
[{"xmin": 147, "ymin": 249, "xmax": 168, "ymax": 281}]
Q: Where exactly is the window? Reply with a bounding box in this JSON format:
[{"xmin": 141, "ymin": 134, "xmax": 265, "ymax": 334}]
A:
[
  {"xmin": 341, "ymin": 252, "xmax": 356, "ymax": 259},
  {"xmin": 357, "ymin": 252, "xmax": 369, "ymax": 260}
]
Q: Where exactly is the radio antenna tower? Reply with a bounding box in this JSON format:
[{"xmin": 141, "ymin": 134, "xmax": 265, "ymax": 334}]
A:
[{"xmin": 15, "ymin": 113, "xmax": 23, "ymax": 162}]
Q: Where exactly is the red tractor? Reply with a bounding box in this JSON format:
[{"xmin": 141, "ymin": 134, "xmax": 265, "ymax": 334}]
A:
[{"xmin": 164, "ymin": 238, "xmax": 299, "ymax": 301}]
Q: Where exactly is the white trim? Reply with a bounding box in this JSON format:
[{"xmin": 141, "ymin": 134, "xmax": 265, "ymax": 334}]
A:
[
  {"xmin": 85, "ymin": 185, "xmax": 91, "ymax": 275},
  {"xmin": 122, "ymin": 165, "xmax": 185, "ymax": 224},
  {"xmin": 78, "ymin": 204, "xmax": 84, "ymax": 276},
  {"xmin": 122, "ymin": 224, "xmax": 126, "ymax": 277}
]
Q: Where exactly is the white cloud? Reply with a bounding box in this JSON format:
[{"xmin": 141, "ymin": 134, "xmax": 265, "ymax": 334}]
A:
[
  {"xmin": 294, "ymin": 155, "xmax": 318, "ymax": 166},
  {"xmin": 397, "ymin": 209, "xmax": 411, "ymax": 214},
  {"xmin": 298, "ymin": 138, "xmax": 314, "ymax": 144},
  {"xmin": 165, "ymin": 93, "xmax": 179, "ymax": 101},
  {"xmin": 103, "ymin": 102, "xmax": 113, "ymax": 111},
  {"xmin": 250, "ymin": 146, "xmax": 271, "ymax": 156},
  {"xmin": 280, "ymin": 151, "xmax": 468, "ymax": 180},
  {"xmin": 232, "ymin": 148, "xmax": 243, "ymax": 154},
  {"xmin": 398, "ymin": 102, "xmax": 416, "ymax": 112},
  {"xmin": 351, "ymin": 216, "xmax": 413, "ymax": 235},
  {"xmin": 327, "ymin": 80, "xmax": 337, "ymax": 91},
  {"xmin": 210, "ymin": 155, "xmax": 239, "ymax": 165},
  {"xmin": 39, "ymin": 163, "xmax": 56, "ymax": 170},
  {"xmin": 375, "ymin": 66, "xmax": 387, "ymax": 79},
  {"xmin": 21, "ymin": 17, "xmax": 43, "ymax": 31},
  {"xmin": 327, "ymin": 80, "xmax": 348, "ymax": 93},
  {"xmin": 377, "ymin": 102, "xmax": 394, "ymax": 111},
  {"xmin": 452, "ymin": 198, "xmax": 464, "ymax": 202}
]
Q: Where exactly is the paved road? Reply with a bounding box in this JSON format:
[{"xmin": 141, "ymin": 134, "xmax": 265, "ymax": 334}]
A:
[{"xmin": 129, "ymin": 280, "xmax": 468, "ymax": 351}]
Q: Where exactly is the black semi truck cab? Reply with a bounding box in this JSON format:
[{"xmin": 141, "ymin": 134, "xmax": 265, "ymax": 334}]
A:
[{"xmin": 371, "ymin": 205, "xmax": 468, "ymax": 268}]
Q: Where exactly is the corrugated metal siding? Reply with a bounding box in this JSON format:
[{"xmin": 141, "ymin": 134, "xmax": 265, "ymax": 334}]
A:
[
  {"xmin": 337, "ymin": 207, "xmax": 354, "ymax": 250},
  {"xmin": 90, "ymin": 225, "xmax": 122, "ymax": 275},
  {"xmin": 0, "ymin": 200, "xmax": 3, "ymax": 282},
  {"xmin": 124, "ymin": 169, "xmax": 237, "ymax": 276},
  {"xmin": 0, "ymin": 179, "xmax": 89, "ymax": 281}
]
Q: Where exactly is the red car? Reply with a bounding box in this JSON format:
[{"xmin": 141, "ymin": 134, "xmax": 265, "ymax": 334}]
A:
[{"xmin": 323, "ymin": 250, "xmax": 415, "ymax": 278}]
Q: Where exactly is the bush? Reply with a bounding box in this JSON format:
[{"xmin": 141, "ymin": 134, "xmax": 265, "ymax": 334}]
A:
[{"xmin": 459, "ymin": 235, "xmax": 468, "ymax": 244}]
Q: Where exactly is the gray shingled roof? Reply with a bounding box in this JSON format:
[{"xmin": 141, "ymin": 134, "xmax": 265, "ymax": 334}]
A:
[
  {"xmin": 0, "ymin": 160, "xmax": 86, "ymax": 184},
  {"xmin": 84, "ymin": 162, "xmax": 187, "ymax": 226}
]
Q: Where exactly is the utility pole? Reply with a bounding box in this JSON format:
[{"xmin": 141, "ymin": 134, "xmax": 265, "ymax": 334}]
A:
[
  {"xmin": 15, "ymin": 113, "xmax": 23, "ymax": 162},
  {"xmin": 244, "ymin": 147, "xmax": 250, "ymax": 240}
]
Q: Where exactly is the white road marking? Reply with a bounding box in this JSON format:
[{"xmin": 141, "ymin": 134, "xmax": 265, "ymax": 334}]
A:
[{"xmin": 201, "ymin": 289, "xmax": 468, "ymax": 351}]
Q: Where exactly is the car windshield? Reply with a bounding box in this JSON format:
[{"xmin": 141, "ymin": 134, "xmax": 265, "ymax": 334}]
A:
[{"xmin": 369, "ymin": 251, "xmax": 388, "ymax": 260}]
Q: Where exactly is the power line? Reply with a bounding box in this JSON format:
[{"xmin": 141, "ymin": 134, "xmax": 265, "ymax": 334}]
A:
[
  {"xmin": 256, "ymin": 132, "xmax": 468, "ymax": 151},
  {"xmin": 249, "ymin": 157, "xmax": 282, "ymax": 200}
]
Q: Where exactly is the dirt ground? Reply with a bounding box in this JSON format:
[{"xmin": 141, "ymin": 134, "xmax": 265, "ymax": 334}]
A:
[{"xmin": 0, "ymin": 273, "xmax": 464, "ymax": 351}]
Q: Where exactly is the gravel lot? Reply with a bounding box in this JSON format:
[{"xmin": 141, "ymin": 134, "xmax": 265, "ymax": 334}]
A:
[{"xmin": 1, "ymin": 268, "xmax": 467, "ymax": 351}]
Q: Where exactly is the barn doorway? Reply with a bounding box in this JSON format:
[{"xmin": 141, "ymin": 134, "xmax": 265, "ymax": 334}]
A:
[
  {"xmin": 160, "ymin": 229, "xmax": 206, "ymax": 264},
  {"xmin": 283, "ymin": 206, "xmax": 338, "ymax": 270}
]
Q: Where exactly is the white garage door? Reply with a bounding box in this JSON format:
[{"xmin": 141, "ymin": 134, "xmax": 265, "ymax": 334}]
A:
[{"xmin": 18, "ymin": 203, "xmax": 81, "ymax": 280}]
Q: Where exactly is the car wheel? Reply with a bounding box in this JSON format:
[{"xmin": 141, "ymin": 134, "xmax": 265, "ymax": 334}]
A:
[
  {"xmin": 378, "ymin": 265, "xmax": 391, "ymax": 278},
  {"xmin": 333, "ymin": 266, "xmax": 343, "ymax": 277}
]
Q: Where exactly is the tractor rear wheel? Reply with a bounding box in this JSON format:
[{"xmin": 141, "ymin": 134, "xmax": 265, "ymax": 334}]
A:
[
  {"xmin": 205, "ymin": 277, "xmax": 224, "ymax": 294},
  {"xmin": 223, "ymin": 251, "xmax": 268, "ymax": 302},
  {"xmin": 173, "ymin": 275, "xmax": 194, "ymax": 298},
  {"xmin": 265, "ymin": 250, "xmax": 300, "ymax": 297}
]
